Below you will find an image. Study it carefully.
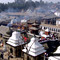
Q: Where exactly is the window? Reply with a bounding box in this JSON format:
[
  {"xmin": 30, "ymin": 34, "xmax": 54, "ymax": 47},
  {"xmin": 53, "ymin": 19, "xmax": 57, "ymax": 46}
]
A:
[
  {"xmin": 52, "ymin": 28, "xmax": 53, "ymax": 31},
  {"xmin": 46, "ymin": 27, "xmax": 47, "ymax": 29},
  {"xmin": 50, "ymin": 28, "xmax": 51, "ymax": 30},
  {"xmin": 54, "ymin": 29, "xmax": 55, "ymax": 31},
  {"xmin": 10, "ymin": 48, "xmax": 13, "ymax": 54},
  {"xmin": 44, "ymin": 27, "xmax": 45, "ymax": 29},
  {"xmin": 45, "ymin": 27, "xmax": 47, "ymax": 29}
]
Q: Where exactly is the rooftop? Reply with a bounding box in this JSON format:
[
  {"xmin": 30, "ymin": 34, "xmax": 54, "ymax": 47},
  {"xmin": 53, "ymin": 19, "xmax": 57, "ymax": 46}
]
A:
[
  {"xmin": 43, "ymin": 13, "xmax": 57, "ymax": 19},
  {"xmin": 7, "ymin": 31, "xmax": 24, "ymax": 47},
  {"xmin": 32, "ymin": 23, "xmax": 39, "ymax": 26},
  {"xmin": 22, "ymin": 37, "xmax": 46, "ymax": 56},
  {"xmin": 0, "ymin": 25, "xmax": 9, "ymax": 35}
]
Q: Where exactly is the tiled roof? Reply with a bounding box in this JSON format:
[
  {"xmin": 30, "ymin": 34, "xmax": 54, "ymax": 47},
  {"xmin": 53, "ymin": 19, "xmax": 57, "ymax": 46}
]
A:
[{"xmin": 0, "ymin": 25, "xmax": 9, "ymax": 35}]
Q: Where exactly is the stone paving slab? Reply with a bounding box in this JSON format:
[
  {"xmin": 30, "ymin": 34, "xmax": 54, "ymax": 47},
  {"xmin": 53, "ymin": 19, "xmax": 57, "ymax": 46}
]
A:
[
  {"xmin": 4, "ymin": 52, "xmax": 23, "ymax": 60},
  {"xmin": 10, "ymin": 58, "xmax": 23, "ymax": 60}
]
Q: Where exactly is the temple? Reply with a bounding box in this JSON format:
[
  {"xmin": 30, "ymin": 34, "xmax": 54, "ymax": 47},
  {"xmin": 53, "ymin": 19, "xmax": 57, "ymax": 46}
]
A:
[
  {"xmin": 22, "ymin": 36, "xmax": 46, "ymax": 60},
  {"xmin": 7, "ymin": 31, "xmax": 24, "ymax": 57}
]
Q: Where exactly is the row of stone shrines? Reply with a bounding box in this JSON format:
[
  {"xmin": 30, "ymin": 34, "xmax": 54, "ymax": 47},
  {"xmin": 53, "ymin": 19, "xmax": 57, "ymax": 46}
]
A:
[{"xmin": 7, "ymin": 31, "xmax": 46, "ymax": 60}]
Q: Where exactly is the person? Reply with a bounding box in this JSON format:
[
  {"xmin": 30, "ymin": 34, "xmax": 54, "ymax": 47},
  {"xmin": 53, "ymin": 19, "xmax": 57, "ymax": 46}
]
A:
[
  {"xmin": 44, "ymin": 53, "xmax": 48, "ymax": 60},
  {"xmin": 1, "ymin": 52, "xmax": 4, "ymax": 59}
]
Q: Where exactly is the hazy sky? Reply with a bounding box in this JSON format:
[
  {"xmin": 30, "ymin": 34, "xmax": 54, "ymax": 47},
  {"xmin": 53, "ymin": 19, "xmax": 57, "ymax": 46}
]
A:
[{"xmin": 0, "ymin": 0, "xmax": 60, "ymax": 3}]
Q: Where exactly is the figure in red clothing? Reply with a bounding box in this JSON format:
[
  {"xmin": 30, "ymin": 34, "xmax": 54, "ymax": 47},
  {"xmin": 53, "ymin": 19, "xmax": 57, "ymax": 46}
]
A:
[{"xmin": 23, "ymin": 37, "xmax": 29, "ymax": 42}]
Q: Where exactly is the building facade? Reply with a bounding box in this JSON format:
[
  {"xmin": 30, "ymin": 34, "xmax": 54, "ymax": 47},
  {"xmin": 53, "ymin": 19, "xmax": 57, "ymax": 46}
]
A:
[{"xmin": 40, "ymin": 23, "xmax": 60, "ymax": 33}]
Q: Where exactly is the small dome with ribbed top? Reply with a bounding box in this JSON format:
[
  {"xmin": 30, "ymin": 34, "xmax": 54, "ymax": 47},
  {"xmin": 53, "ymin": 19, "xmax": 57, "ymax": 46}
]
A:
[
  {"xmin": 7, "ymin": 31, "xmax": 24, "ymax": 47},
  {"xmin": 22, "ymin": 37, "xmax": 46, "ymax": 56}
]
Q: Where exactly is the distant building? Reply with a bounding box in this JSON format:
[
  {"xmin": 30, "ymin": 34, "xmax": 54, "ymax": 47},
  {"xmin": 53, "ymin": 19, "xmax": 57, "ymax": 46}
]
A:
[
  {"xmin": 40, "ymin": 0, "xmax": 44, "ymax": 5},
  {"xmin": 54, "ymin": 12, "xmax": 60, "ymax": 17},
  {"xmin": 56, "ymin": 19, "xmax": 60, "ymax": 26},
  {"xmin": 15, "ymin": 0, "xmax": 25, "ymax": 4},
  {"xmin": 28, "ymin": 0, "xmax": 32, "ymax": 2},
  {"xmin": 40, "ymin": 23, "xmax": 60, "ymax": 33},
  {"xmin": 40, "ymin": 0, "xmax": 43, "ymax": 2},
  {"xmin": 29, "ymin": 22, "xmax": 39, "ymax": 35}
]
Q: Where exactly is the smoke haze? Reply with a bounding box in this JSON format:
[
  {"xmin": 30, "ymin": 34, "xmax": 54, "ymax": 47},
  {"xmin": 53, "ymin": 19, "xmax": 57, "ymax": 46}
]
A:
[{"xmin": 0, "ymin": 0, "xmax": 60, "ymax": 3}]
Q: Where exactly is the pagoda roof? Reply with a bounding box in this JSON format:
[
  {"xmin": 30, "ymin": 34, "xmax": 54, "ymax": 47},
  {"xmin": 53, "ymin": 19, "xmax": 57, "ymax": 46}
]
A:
[{"xmin": 32, "ymin": 23, "xmax": 39, "ymax": 26}]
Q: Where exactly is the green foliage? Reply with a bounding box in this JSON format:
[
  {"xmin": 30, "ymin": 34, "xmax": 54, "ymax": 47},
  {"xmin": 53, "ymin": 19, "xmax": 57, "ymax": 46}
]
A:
[
  {"xmin": 0, "ymin": 3, "xmax": 6, "ymax": 12},
  {"xmin": 0, "ymin": 1, "xmax": 46, "ymax": 12}
]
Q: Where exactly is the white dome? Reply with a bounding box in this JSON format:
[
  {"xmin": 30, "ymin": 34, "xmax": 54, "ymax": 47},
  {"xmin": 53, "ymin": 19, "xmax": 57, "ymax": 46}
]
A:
[
  {"xmin": 39, "ymin": 31, "xmax": 49, "ymax": 38},
  {"xmin": 48, "ymin": 57, "xmax": 58, "ymax": 60},
  {"xmin": 7, "ymin": 31, "xmax": 24, "ymax": 47},
  {"xmin": 45, "ymin": 28, "xmax": 50, "ymax": 32},
  {"xmin": 48, "ymin": 56, "xmax": 60, "ymax": 60},
  {"xmin": 41, "ymin": 34, "xmax": 49, "ymax": 38},
  {"xmin": 21, "ymin": 19, "xmax": 27, "ymax": 23},
  {"xmin": 39, "ymin": 31, "xmax": 44, "ymax": 35},
  {"xmin": 22, "ymin": 37, "xmax": 46, "ymax": 56},
  {"xmin": 11, "ymin": 31, "xmax": 21, "ymax": 40},
  {"xmin": 54, "ymin": 46, "xmax": 60, "ymax": 53},
  {"xmin": 30, "ymin": 37, "xmax": 39, "ymax": 42},
  {"xmin": 10, "ymin": 19, "xmax": 14, "ymax": 24},
  {"xmin": 48, "ymin": 46, "xmax": 60, "ymax": 60},
  {"xmin": 54, "ymin": 12, "xmax": 60, "ymax": 17}
]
